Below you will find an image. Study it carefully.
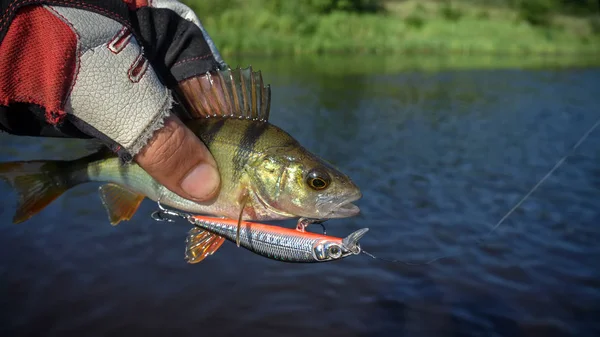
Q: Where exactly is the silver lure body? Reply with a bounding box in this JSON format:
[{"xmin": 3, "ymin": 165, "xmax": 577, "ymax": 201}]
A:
[
  {"xmin": 190, "ymin": 217, "xmax": 324, "ymax": 262},
  {"xmin": 157, "ymin": 210, "xmax": 370, "ymax": 263}
]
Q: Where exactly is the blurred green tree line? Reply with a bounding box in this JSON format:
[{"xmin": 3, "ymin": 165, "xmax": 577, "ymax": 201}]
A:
[
  {"xmin": 508, "ymin": 0, "xmax": 600, "ymax": 26},
  {"xmin": 186, "ymin": 0, "xmax": 599, "ymax": 17},
  {"xmin": 181, "ymin": 0, "xmax": 600, "ymax": 56},
  {"xmin": 184, "ymin": 0, "xmax": 381, "ymax": 19}
]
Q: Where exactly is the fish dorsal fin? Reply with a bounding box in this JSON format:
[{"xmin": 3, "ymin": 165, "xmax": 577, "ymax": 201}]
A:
[
  {"xmin": 185, "ymin": 227, "xmax": 226, "ymax": 264},
  {"xmin": 178, "ymin": 66, "xmax": 271, "ymax": 122},
  {"xmin": 98, "ymin": 183, "xmax": 145, "ymax": 226}
]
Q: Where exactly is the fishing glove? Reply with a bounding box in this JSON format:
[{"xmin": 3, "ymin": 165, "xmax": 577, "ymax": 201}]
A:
[{"xmin": 0, "ymin": 0, "xmax": 227, "ymax": 162}]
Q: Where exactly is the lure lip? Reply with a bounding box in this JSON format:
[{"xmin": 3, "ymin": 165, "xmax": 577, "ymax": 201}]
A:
[
  {"xmin": 311, "ymin": 227, "xmax": 369, "ymax": 262},
  {"xmin": 341, "ymin": 228, "xmax": 369, "ymax": 254}
]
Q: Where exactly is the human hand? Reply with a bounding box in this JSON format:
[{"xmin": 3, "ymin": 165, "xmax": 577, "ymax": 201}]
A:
[
  {"xmin": 0, "ymin": 0, "xmax": 227, "ymax": 201},
  {"xmin": 135, "ymin": 114, "xmax": 220, "ymax": 201}
]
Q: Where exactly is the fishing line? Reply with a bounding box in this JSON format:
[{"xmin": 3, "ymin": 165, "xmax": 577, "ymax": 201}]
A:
[
  {"xmin": 364, "ymin": 116, "xmax": 600, "ymax": 266},
  {"xmin": 361, "ymin": 249, "xmax": 431, "ymax": 266}
]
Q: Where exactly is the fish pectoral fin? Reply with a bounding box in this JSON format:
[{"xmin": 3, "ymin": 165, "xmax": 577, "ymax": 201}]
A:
[
  {"xmin": 98, "ymin": 183, "xmax": 145, "ymax": 226},
  {"xmin": 185, "ymin": 227, "xmax": 226, "ymax": 264}
]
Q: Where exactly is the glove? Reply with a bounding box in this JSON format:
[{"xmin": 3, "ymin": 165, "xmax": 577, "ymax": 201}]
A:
[{"xmin": 0, "ymin": 0, "xmax": 227, "ymax": 201}]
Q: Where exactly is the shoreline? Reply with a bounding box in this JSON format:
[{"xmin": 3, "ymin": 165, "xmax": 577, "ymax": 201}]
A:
[
  {"xmin": 184, "ymin": 1, "xmax": 600, "ymax": 59},
  {"xmin": 224, "ymin": 53, "xmax": 600, "ymax": 77}
]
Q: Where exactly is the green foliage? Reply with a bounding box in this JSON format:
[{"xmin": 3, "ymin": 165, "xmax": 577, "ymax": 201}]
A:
[
  {"xmin": 179, "ymin": 0, "xmax": 600, "ymax": 57},
  {"xmin": 183, "ymin": 0, "xmax": 236, "ymax": 17},
  {"xmin": 234, "ymin": 0, "xmax": 383, "ymax": 15},
  {"xmin": 471, "ymin": 0, "xmax": 599, "ymax": 16},
  {"xmin": 557, "ymin": 0, "xmax": 600, "ymax": 16},
  {"xmin": 308, "ymin": 0, "xmax": 383, "ymax": 13},
  {"xmin": 590, "ymin": 16, "xmax": 600, "ymax": 35},
  {"xmin": 405, "ymin": 13, "xmax": 426, "ymax": 29},
  {"xmin": 516, "ymin": 0, "xmax": 557, "ymax": 26},
  {"xmin": 477, "ymin": 10, "xmax": 490, "ymax": 19},
  {"xmin": 439, "ymin": 2, "xmax": 463, "ymax": 21},
  {"xmin": 182, "ymin": 0, "xmax": 384, "ymax": 19}
]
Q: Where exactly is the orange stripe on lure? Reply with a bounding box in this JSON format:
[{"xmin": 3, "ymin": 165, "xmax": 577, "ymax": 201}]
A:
[{"xmin": 152, "ymin": 203, "xmax": 368, "ymax": 264}]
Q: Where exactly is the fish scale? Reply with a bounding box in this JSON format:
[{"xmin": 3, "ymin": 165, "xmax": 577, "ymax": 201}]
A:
[{"xmin": 0, "ymin": 67, "xmax": 361, "ymax": 245}]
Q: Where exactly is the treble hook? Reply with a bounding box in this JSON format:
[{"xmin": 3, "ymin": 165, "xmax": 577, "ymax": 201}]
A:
[
  {"xmin": 151, "ymin": 198, "xmax": 191, "ymax": 223},
  {"xmin": 296, "ymin": 218, "xmax": 327, "ymax": 235},
  {"xmin": 315, "ymin": 223, "xmax": 327, "ymax": 235}
]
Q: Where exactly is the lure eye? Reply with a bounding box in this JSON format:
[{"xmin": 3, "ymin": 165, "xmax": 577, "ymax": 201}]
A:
[
  {"xmin": 327, "ymin": 245, "xmax": 342, "ymax": 259},
  {"xmin": 306, "ymin": 168, "xmax": 331, "ymax": 190}
]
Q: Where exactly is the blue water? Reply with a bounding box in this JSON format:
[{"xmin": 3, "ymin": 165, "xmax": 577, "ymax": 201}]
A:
[{"xmin": 1, "ymin": 60, "xmax": 600, "ymax": 337}]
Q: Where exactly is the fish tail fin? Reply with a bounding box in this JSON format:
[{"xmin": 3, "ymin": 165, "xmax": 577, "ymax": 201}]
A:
[{"xmin": 0, "ymin": 161, "xmax": 78, "ymax": 224}]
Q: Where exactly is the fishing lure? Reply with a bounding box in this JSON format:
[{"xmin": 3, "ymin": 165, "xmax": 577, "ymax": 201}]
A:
[
  {"xmin": 151, "ymin": 118, "xmax": 600, "ymax": 266},
  {"xmin": 152, "ymin": 202, "xmax": 369, "ymax": 264}
]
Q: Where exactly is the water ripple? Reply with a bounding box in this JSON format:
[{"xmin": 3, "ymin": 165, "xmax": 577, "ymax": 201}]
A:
[{"xmin": 2, "ymin": 67, "xmax": 600, "ymax": 337}]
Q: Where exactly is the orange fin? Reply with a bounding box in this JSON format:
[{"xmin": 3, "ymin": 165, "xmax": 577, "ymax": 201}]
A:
[
  {"xmin": 98, "ymin": 183, "xmax": 145, "ymax": 226},
  {"xmin": 0, "ymin": 161, "xmax": 71, "ymax": 224},
  {"xmin": 178, "ymin": 66, "xmax": 271, "ymax": 121},
  {"xmin": 185, "ymin": 227, "xmax": 226, "ymax": 264}
]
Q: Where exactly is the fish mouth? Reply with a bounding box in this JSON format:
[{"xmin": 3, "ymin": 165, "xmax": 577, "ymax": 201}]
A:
[
  {"xmin": 330, "ymin": 202, "xmax": 360, "ymax": 218},
  {"xmin": 325, "ymin": 193, "xmax": 362, "ymax": 218}
]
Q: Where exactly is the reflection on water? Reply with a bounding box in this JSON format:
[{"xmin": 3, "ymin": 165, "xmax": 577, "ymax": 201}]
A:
[{"xmin": 1, "ymin": 55, "xmax": 600, "ymax": 337}]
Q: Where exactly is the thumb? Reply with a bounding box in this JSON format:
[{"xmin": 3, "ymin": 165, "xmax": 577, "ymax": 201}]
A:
[{"xmin": 134, "ymin": 115, "xmax": 220, "ymax": 202}]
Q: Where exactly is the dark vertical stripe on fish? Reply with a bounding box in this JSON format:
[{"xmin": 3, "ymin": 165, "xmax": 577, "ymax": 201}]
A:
[
  {"xmin": 232, "ymin": 121, "xmax": 269, "ymax": 180},
  {"xmin": 200, "ymin": 118, "xmax": 227, "ymax": 148}
]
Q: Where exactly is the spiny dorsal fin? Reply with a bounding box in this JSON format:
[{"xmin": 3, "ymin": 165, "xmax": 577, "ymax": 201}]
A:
[
  {"xmin": 178, "ymin": 66, "xmax": 271, "ymax": 122},
  {"xmin": 185, "ymin": 227, "xmax": 226, "ymax": 264}
]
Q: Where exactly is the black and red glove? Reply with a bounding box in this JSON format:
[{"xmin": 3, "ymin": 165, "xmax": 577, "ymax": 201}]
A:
[{"xmin": 0, "ymin": 0, "xmax": 227, "ymax": 162}]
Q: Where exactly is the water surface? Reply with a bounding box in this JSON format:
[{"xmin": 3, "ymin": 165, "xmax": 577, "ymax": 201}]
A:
[{"xmin": 1, "ymin": 56, "xmax": 599, "ymax": 337}]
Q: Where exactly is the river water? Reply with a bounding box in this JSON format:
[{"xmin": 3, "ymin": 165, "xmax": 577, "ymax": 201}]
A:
[{"xmin": 1, "ymin": 56, "xmax": 599, "ymax": 337}]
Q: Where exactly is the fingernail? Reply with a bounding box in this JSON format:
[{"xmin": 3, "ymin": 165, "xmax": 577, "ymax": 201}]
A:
[{"xmin": 181, "ymin": 163, "xmax": 220, "ymax": 200}]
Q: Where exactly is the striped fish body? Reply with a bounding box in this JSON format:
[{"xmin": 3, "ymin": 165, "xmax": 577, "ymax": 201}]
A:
[
  {"xmin": 85, "ymin": 117, "xmax": 315, "ymax": 221},
  {"xmin": 0, "ymin": 67, "xmax": 361, "ymax": 226}
]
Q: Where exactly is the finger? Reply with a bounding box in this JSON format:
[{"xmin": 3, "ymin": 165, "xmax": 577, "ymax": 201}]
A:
[{"xmin": 134, "ymin": 114, "xmax": 220, "ymax": 202}]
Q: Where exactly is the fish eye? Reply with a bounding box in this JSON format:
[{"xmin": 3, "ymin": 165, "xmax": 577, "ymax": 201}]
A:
[
  {"xmin": 327, "ymin": 245, "xmax": 342, "ymax": 259},
  {"xmin": 306, "ymin": 168, "xmax": 331, "ymax": 190}
]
